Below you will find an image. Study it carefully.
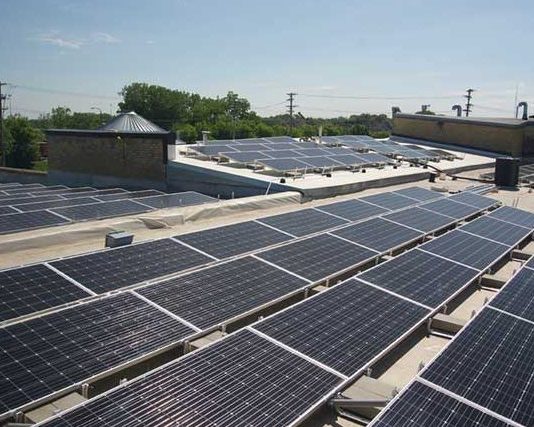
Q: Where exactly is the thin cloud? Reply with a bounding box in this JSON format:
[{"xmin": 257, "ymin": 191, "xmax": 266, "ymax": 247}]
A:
[{"xmin": 32, "ymin": 31, "xmax": 121, "ymax": 49}]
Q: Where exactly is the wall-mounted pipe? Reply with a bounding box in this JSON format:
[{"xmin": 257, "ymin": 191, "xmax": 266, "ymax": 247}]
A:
[
  {"xmin": 452, "ymin": 105, "xmax": 462, "ymax": 117},
  {"xmin": 517, "ymin": 102, "xmax": 528, "ymax": 120}
]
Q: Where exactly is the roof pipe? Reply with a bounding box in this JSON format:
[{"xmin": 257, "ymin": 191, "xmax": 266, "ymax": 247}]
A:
[
  {"xmin": 452, "ymin": 105, "xmax": 462, "ymax": 117},
  {"xmin": 391, "ymin": 106, "xmax": 401, "ymax": 117},
  {"xmin": 517, "ymin": 102, "xmax": 528, "ymax": 120}
]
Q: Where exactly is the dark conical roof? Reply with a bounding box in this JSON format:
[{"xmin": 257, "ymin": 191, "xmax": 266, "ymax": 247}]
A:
[{"xmin": 99, "ymin": 111, "xmax": 166, "ymax": 133}]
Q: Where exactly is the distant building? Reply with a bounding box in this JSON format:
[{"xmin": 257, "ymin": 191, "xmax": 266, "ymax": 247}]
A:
[
  {"xmin": 46, "ymin": 112, "xmax": 175, "ymax": 189},
  {"xmin": 392, "ymin": 114, "xmax": 534, "ymax": 157}
]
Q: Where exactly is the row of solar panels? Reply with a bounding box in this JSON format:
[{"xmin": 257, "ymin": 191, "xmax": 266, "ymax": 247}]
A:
[
  {"xmin": 370, "ymin": 258, "xmax": 534, "ymax": 427},
  {"xmin": 0, "ymin": 189, "xmax": 502, "ymax": 420},
  {"xmin": 0, "ymin": 182, "xmax": 216, "ymax": 234},
  {"xmin": 0, "ymin": 186, "xmax": 458, "ymax": 324},
  {"xmin": 35, "ymin": 201, "xmax": 534, "ymax": 426}
]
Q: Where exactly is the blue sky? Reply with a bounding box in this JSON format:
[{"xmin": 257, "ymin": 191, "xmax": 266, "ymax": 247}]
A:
[{"xmin": 1, "ymin": 0, "xmax": 533, "ymax": 118}]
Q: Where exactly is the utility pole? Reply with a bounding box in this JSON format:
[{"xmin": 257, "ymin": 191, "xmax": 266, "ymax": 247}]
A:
[
  {"xmin": 286, "ymin": 92, "xmax": 297, "ymax": 134},
  {"xmin": 0, "ymin": 81, "xmax": 7, "ymax": 167},
  {"xmin": 463, "ymin": 88, "xmax": 475, "ymax": 117}
]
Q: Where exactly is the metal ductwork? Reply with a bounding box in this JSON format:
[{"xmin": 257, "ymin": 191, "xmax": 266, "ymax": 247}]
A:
[
  {"xmin": 517, "ymin": 102, "xmax": 528, "ymax": 120},
  {"xmin": 452, "ymin": 105, "xmax": 462, "ymax": 117}
]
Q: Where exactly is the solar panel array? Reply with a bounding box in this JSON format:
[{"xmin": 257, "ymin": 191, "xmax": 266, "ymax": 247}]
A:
[
  {"xmin": 370, "ymin": 257, "xmax": 534, "ymax": 427},
  {"xmin": 0, "ymin": 183, "xmax": 217, "ymax": 234},
  {"xmin": 33, "ymin": 191, "xmax": 526, "ymax": 427}
]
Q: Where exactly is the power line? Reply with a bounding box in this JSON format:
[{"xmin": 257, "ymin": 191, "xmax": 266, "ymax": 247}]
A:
[
  {"xmin": 0, "ymin": 80, "xmax": 7, "ymax": 166},
  {"xmin": 286, "ymin": 92, "xmax": 297, "ymax": 134},
  {"xmin": 463, "ymin": 88, "xmax": 475, "ymax": 117},
  {"xmin": 300, "ymin": 93, "xmax": 461, "ymax": 100},
  {"xmin": 7, "ymin": 83, "xmax": 119, "ymax": 100}
]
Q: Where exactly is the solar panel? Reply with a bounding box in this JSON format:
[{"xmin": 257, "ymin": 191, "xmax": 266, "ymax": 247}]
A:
[
  {"xmin": 460, "ymin": 216, "xmax": 531, "ymax": 246},
  {"xmin": 25, "ymin": 187, "xmax": 95, "ymax": 197},
  {"xmin": 174, "ymin": 220, "xmax": 292, "ymax": 259},
  {"xmin": 61, "ymin": 188, "xmax": 128, "ymax": 199},
  {"xmin": 355, "ymin": 153, "xmax": 392, "ymax": 164},
  {"xmin": 94, "ymin": 189, "xmax": 164, "ymax": 202},
  {"xmin": 137, "ymin": 256, "xmax": 309, "ymax": 330},
  {"xmin": 191, "ymin": 144, "xmax": 236, "ymax": 155},
  {"xmin": 263, "ymin": 135, "xmax": 296, "ymax": 143},
  {"xmin": 0, "ymin": 194, "xmax": 64, "ymax": 206},
  {"xmin": 14, "ymin": 197, "xmax": 100, "ymax": 212},
  {"xmin": 339, "ymin": 140, "xmax": 369, "ymax": 150},
  {"xmin": 420, "ymin": 229, "xmax": 511, "ymax": 270},
  {"xmin": 236, "ymin": 138, "xmax": 267, "ymax": 145},
  {"xmin": 267, "ymin": 142, "xmax": 299, "ymax": 150},
  {"xmin": 393, "ymin": 186, "xmax": 443, "ymax": 201},
  {"xmin": 0, "ymin": 210, "xmax": 69, "ymax": 234},
  {"xmin": 256, "ymin": 234, "xmax": 378, "ymax": 282},
  {"xmin": 256, "ymin": 208, "xmax": 348, "ymax": 237},
  {"xmin": 360, "ymin": 192, "xmax": 416, "ymax": 211},
  {"xmin": 294, "ymin": 148, "xmax": 330, "ymax": 157},
  {"xmin": 39, "ymin": 329, "xmax": 343, "ymax": 427},
  {"xmin": 449, "ymin": 192, "xmax": 497, "ymax": 209},
  {"xmin": 51, "ymin": 199, "xmax": 151, "ymax": 221},
  {"xmin": 0, "ymin": 183, "xmax": 39, "ymax": 190},
  {"xmin": 231, "ymin": 143, "xmax": 271, "ymax": 151},
  {"xmin": 220, "ymin": 151, "xmax": 271, "ymax": 162},
  {"xmin": 488, "ymin": 206, "xmax": 534, "ymax": 229},
  {"xmin": 259, "ymin": 149, "xmax": 301, "ymax": 158},
  {"xmin": 259, "ymin": 158, "xmax": 310, "ymax": 172},
  {"xmin": 4, "ymin": 185, "xmax": 68, "ymax": 195},
  {"xmin": 419, "ymin": 198, "xmax": 481, "ymax": 219},
  {"xmin": 421, "ymin": 308, "xmax": 534, "ymax": 426},
  {"xmin": 324, "ymin": 147, "xmax": 356, "ymax": 155},
  {"xmin": 298, "ymin": 156, "xmax": 341, "ymax": 168},
  {"xmin": 331, "ymin": 217, "xmax": 423, "ymax": 253},
  {"xmin": 254, "ymin": 279, "xmax": 429, "ymax": 376},
  {"xmin": 489, "ymin": 267, "xmax": 534, "ymax": 322},
  {"xmin": 136, "ymin": 192, "xmax": 216, "ymax": 209},
  {"xmin": 0, "ymin": 206, "xmax": 18, "ymax": 215},
  {"xmin": 0, "ymin": 264, "xmax": 92, "ymax": 323},
  {"xmin": 384, "ymin": 207, "xmax": 456, "ymax": 233},
  {"xmin": 357, "ymin": 249, "xmax": 479, "ymax": 307},
  {"xmin": 315, "ymin": 199, "xmax": 388, "ymax": 221},
  {"xmin": 292, "ymin": 141, "xmax": 321, "ymax": 149},
  {"xmin": 327, "ymin": 154, "xmax": 365, "ymax": 166},
  {"xmin": 370, "ymin": 381, "xmax": 511, "ymax": 427},
  {"xmin": 50, "ymin": 239, "xmax": 213, "ymax": 294},
  {"xmin": 0, "ymin": 292, "xmax": 195, "ymax": 418}
]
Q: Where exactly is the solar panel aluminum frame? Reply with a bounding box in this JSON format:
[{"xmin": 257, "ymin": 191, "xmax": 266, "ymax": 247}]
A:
[
  {"xmin": 0, "ymin": 291, "xmax": 208, "ymax": 423},
  {"xmin": 0, "ymin": 210, "xmax": 71, "ymax": 235}
]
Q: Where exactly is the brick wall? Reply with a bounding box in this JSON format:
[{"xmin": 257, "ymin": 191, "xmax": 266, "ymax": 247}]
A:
[{"xmin": 47, "ymin": 131, "xmax": 171, "ymax": 182}]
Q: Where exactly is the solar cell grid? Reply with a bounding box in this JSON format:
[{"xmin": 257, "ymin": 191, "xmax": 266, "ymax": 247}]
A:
[
  {"xmin": 256, "ymin": 208, "xmax": 348, "ymax": 237},
  {"xmin": 355, "ymin": 153, "xmax": 392, "ymax": 164},
  {"xmin": 489, "ymin": 267, "xmax": 534, "ymax": 322},
  {"xmin": 294, "ymin": 148, "xmax": 330, "ymax": 157},
  {"xmin": 393, "ymin": 186, "xmax": 443, "ymax": 201},
  {"xmin": 419, "ymin": 198, "xmax": 481, "ymax": 219},
  {"xmin": 231, "ymin": 143, "xmax": 270, "ymax": 151},
  {"xmin": 14, "ymin": 197, "xmax": 101, "ymax": 212},
  {"xmin": 327, "ymin": 154, "xmax": 365, "ymax": 166},
  {"xmin": 191, "ymin": 144, "xmax": 236, "ymax": 155},
  {"xmin": 449, "ymin": 192, "xmax": 498, "ymax": 210},
  {"xmin": 4, "ymin": 185, "xmax": 68, "ymax": 195},
  {"xmin": 38, "ymin": 329, "xmax": 343, "ymax": 427},
  {"xmin": 174, "ymin": 220, "xmax": 292, "ymax": 259},
  {"xmin": 254, "ymin": 279, "xmax": 429, "ymax": 376},
  {"xmin": 61, "ymin": 188, "xmax": 128, "ymax": 199},
  {"xmin": 420, "ymin": 229, "xmax": 511, "ymax": 270},
  {"xmin": 0, "ymin": 206, "xmax": 18, "ymax": 215},
  {"xmin": 258, "ymin": 158, "xmax": 310, "ymax": 171},
  {"xmin": 488, "ymin": 206, "xmax": 534, "ymax": 229},
  {"xmin": 298, "ymin": 156, "xmax": 341, "ymax": 168},
  {"xmin": 0, "ymin": 210, "xmax": 69, "ymax": 235},
  {"xmin": 357, "ymin": 249, "xmax": 479, "ymax": 307},
  {"xmin": 315, "ymin": 198, "xmax": 388, "ymax": 221},
  {"xmin": 0, "ymin": 292, "xmax": 195, "ymax": 417},
  {"xmin": 267, "ymin": 142, "xmax": 298, "ymax": 150},
  {"xmin": 51, "ymin": 199, "xmax": 151, "ymax": 221},
  {"xmin": 370, "ymin": 381, "xmax": 512, "ymax": 427},
  {"xmin": 137, "ymin": 256, "xmax": 309, "ymax": 330},
  {"xmin": 94, "ymin": 189, "xmax": 163, "ymax": 202},
  {"xmin": 263, "ymin": 136, "xmax": 295, "ymax": 143},
  {"xmin": 256, "ymin": 234, "xmax": 378, "ymax": 282},
  {"xmin": 421, "ymin": 308, "xmax": 534, "ymax": 426},
  {"xmin": 50, "ymin": 238, "xmax": 212, "ymax": 293},
  {"xmin": 136, "ymin": 191, "xmax": 215, "ymax": 209},
  {"xmin": 0, "ymin": 194, "xmax": 64, "ymax": 206},
  {"xmin": 0, "ymin": 264, "xmax": 92, "ymax": 323},
  {"xmin": 292, "ymin": 141, "xmax": 321, "ymax": 149},
  {"xmin": 384, "ymin": 207, "xmax": 456, "ymax": 233},
  {"xmin": 360, "ymin": 192, "xmax": 416, "ymax": 211},
  {"xmin": 221, "ymin": 151, "xmax": 271, "ymax": 162},
  {"xmin": 259, "ymin": 149, "xmax": 301, "ymax": 158},
  {"xmin": 460, "ymin": 216, "xmax": 531, "ymax": 246},
  {"xmin": 331, "ymin": 217, "xmax": 423, "ymax": 253}
]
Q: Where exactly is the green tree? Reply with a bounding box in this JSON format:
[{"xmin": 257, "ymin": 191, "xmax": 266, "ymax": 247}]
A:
[
  {"xmin": 3, "ymin": 116, "xmax": 42, "ymax": 169},
  {"xmin": 175, "ymin": 124, "xmax": 198, "ymax": 143}
]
